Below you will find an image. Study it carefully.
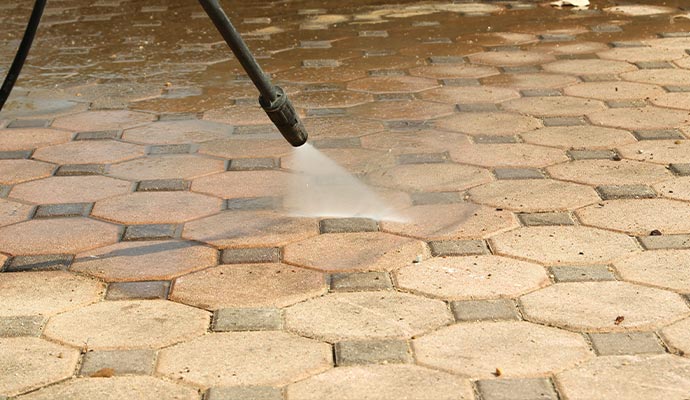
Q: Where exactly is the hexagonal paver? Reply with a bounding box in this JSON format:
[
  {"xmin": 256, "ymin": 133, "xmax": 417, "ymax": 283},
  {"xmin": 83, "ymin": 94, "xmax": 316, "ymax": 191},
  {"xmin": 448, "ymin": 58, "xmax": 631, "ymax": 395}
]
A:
[
  {"xmin": 361, "ymin": 130, "xmax": 471, "ymax": 154},
  {"xmin": 367, "ymin": 163, "xmax": 492, "ymax": 192},
  {"xmin": 122, "ymin": 120, "xmax": 233, "ymax": 144},
  {"xmin": 521, "ymin": 126, "xmax": 636, "ymax": 149},
  {"xmin": 282, "ymin": 147, "xmax": 394, "ymax": 176},
  {"xmin": 396, "ymin": 255, "xmax": 549, "ymax": 300},
  {"xmin": 577, "ymin": 199, "xmax": 690, "ymax": 235},
  {"xmin": 564, "ymin": 81, "xmax": 666, "ymax": 101},
  {"xmin": 491, "ymin": 226, "xmax": 639, "ymax": 265},
  {"xmin": 0, "ymin": 160, "xmax": 54, "ymax": 185},
  {"xmin": 540, "ymin": 41, "xmax": 609, "ymax": 54},
  {"xmin": 655, "ymin": 177, "xmax": 690, "ymax": 201},
  {"xmin": 520, "ymin": 282, "xmax": 689, "ymax": 331},
  {"xmin": 15, "ymin": 376, "xmax": 199, "ymax": 400},
  {"xmin": 556, "ymin": 355, "xmax": 690, "ymax": 400},
  {"xmin": 618, "ymin": 140, "xmax": 690, "ymax": 165},
  {"xmin": 287, "ymin": 365, "xmax": 474, "ymax": 400},
  {"xmin": 0, "ymin": 128, "xmax": 73, "ymax": 151},
  {"xmin": 291, "ymin": 90, "xmax": 373, "ymax": 109},
  {"xmin": 435, "ymin": 112, "xmax": 542, "ymax": 136},
  {"xmin": 588, "ymin": 107, "xmax": 690, "ymax": 130},
  {"xmin": 44, "ymin": 300, "xmax": 209, "ymax": 350},
  {"xmin": 347, "ymin": 76, "xmax": 439, "ymax": 93},
  {"xmin": 71, "ymin": 240, "xmax": 218, "ymax": 282},
  {"xmin": 381, "ymin": 203, "xmax": 517, "ymax": 240},
  {"xmin": 621, "ymin": 69, "xmax": 690, "ymax": 86},
  {"xmin": 547, "ymin": 159, "xmax": 672, "ymax": 185},
  {"xmin": 302, "ymin": 116, "xmax": 385, "ymax": 139},
  {"xmin": 604, "ymin": 4, "xmax": 675, "ymax": 15},
  {"xmin": 414, "ymin": 321, "xmax": 592, "ymax": 378},
  {"xmin": 661, "ymin": 318, "xmax": 690, "ymax": 356},
  {"xmin": 52, "ymin": 110, "xmax": 156, "ymax": 131},
  {"xmin": 484, "ymin": 73, "xmax": 579, "ymax": 89},
  {"xmin": 10, "ymin": 176, "xmax": 132, "ymax": 204},
  {"xmin": 283, "ymin": 232, "xmax": 427, "ymax": 272},
  {"xmin": 32, "ymin": 140, "xmax": 145, "ymax": 165},
  {"xmin": 285, "ymin": 292, "xmax": 452, "ymax": 341},
  {"xmin": 108, "ymin": 154, "xmax": 225, "ymax": 181},
  {"xmin": 198, "ymin": 138, "xmax": 292, "ymax": 159},
  {"xmin": 598, "ymin": 47, "xmax": 687, "ymax": 63},
  {"xmin": 0, "ymin": 218, "xmax": 120, "ymax": 255},
  {"xmin": 349, "ymin": 101, "xmax": 454, "ymax": 121},
  {"xmin": 449, "ymin": 143, "xmax": 567, "ymax": 167},
  {"xmin": 650, "ymin": 92, "xmax": 690, "ymax": 110},
  {"xmin": 157, "ymin": 332, "xmax": 332, "ymax": 387},
  {"xmin": 192, "ymin": 170, "xmax": 291, "ymax": 199},
  {"xmin": 1, "ymin": 271, "xmax": 103, "ymax": 317},
  {"xmin": 0, "ymin": 199, "xmax": 33, "ymax": 227},
  {"xmin": 502, "ymin": 96, "xmax": 605, "ymax": 117},
  {"xmin": 92, "ymin": 192, "xmax": 221, "ymax": 224},
  {"xmin": 409, "ymin": 64, "xmax": 499, "ymax": 79},
  {"xmin": 417, "ymin": 86, "xmax": 520, "ymax": 104},
  {"xmin": 542, "ymin": 59, "xmax": 636, "ymax": 75},
  {"xmin": 170, "ymin": 263, "xmax": 326, "ymax": 310},
  {"xmin": 0, "ymin": 337, "xmax": 79, "ymax": 397},
  {"xmin": 614, "ymin": 250, "xmax": 690, "ymax": 293},
  {"xmin": 183, "ymin": 211, "xmax": 319, "ymax": 248},
  {"xmin": 469, "ymin": 179, "xmax": 599, "ymax": 212},
  {"xmin": 468, "ymin": 51, "xmax": 555, "ymax": 66}
]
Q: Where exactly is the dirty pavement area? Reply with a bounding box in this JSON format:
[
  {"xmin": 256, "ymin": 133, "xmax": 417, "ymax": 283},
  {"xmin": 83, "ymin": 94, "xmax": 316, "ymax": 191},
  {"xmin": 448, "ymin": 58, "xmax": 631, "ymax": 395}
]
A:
[{"xmin": 2, "ymin": 0, "xmax": 690, "ymax": 399}]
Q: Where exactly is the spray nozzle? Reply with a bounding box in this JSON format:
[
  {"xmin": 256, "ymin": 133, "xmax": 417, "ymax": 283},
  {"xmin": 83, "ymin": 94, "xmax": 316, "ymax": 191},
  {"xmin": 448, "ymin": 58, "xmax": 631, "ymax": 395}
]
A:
[{"xmin": 259, "ymin": 86, "xmax": 308, "ymax": 147}]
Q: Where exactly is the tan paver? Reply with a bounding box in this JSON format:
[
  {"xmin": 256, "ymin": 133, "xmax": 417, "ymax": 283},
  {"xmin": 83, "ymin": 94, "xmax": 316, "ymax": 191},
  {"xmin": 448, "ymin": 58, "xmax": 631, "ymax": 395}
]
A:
[
  {"xmin": 0, "ymin": 199, "xmax": 33, "ymax": 227},
  {"xmin": 0, "ymin": 128, "xmax": 73, "ymax": 151},
  {"xmin": 484, "ymin": 73, "xmax": 579, "ymax": 89},
  {"xmin": 10, "ymin": 176, "xmax": 132, "ymax": 204},
  {"xmin": 418, "ymin": 86, "xmax": 520, "ymax": 104},
  {"xmin": 502, "ymin": 96, "xmax": 605, "ymax": 117},
  {"xmin": 203, "ymin": 105, "xmax": 273, "ymax": 125},
  {"xmin": 598, "ymin": 47, "xmax": 687, "ymax": 62},
  {"xmin": 52, "ymin": 110, "xmax": 155, "ymax": 131},
  {"xmin": 170, "ymin": 263, "xmax": 326, "ymax": 309},
  {"xmin": 108, "ymin": 154, "xmax": 225, "ymax": 181},
  {"xmin": 367, "ymin": 163, "xmax": 492, "ymax": 192},
  {"xmin": 588, "ymin": 107, "xmax": 690, "ymax": 130},
  {"xmin": 577, "ymin": 199, "xmax": 690, "ymax": 235},
  {"xmin": 547, "ymin": 159, "xmax": 672, "ymax": 185},
  {"xmin": 349, "ymin": 100, "xmax": 454, "ymax": 121},
  {"xmin": 15, "ymin": 377, "xmax": 199, "ymax": 400},
  {"xmin": 414, "ymin": 321, "xmax": 592, "ymax": 378},
  {"xmin": 285, "ymin": 291, "xmax": 452, "ymax": 341},
  {"xmin": 542, "ymin": 59, "xmax": 636, "ymax": 75},
  {"xmin": 287, "ymin": 365, "xmax": 474, "ymax": 400},
  {"xmin": 395, "ymin": 255, "xmax": 549, "ymax": 300},
  {"xmin": 157, "ymin": 331, "xmax": 332, "ymax": 387},
  {"xmin": 650, "ymin": 91, "xmax": 690, "ymax": 110},
  {"xmin": 491, "ymin": 226, "xmax": 639, "ymax": 265},
  {"xmin": 44, "ymin": 300, "xmax": 209, "ymax": 349},
  {"xmin": 360, "ymin": 130, "xmax": 471, "ymax": 154},
  {"xmin": 347, "ymin": 76, "xmax": 439, "ymax": 93},
  {"xmin": 122, "ymin": 119, "xmax": 233, "ymax": 144},
  {"xmin": 660, "ymin": 318, "xmax": 690, "ymax": 356},
  {"xmin": 302, "ymin": 116, "xmax": 384, "ymax": 138},
  {"xmin": 198, "ymin": 138, "xmax": 292, "ymax": 159},
  {"xmin": 614, "ymin": 249, "xmax": 690, "ymax": 293},
  {"xmin": 520, "ymin": 282, "xmax": 689, "ymax": 331},
  {"xmin": 450, "ymin": 143, "xmax": 567, "ymax": 167},
  {"xmin": 291, "ymin": 90, "xmax": 373, "ymax": 108},
  {"xmin": 621, "ymin": 68, "xmax": 690, "ymax": 86},
  {"xmin": 468, "ymin": 51, "xmax": 555, "ymax": 66},
  {"xmin": 1, "ymin": 271, "xmax": 103, "ymax": 317},
  {"xmin": 0, "ymin": 159, "xmax": 54, "ymax": 185},
  {"xmin": 0, "ymin": 218, "xmax": 120, "ymax": 255},
  {"xmin": 618, "ymin": 140, "xmax": 690, "ymax": 164},
  {"xmin": 654, "ymin": 177, "xmax": 690, "ymax": 201},
  {"xmin": 521, "ymin": 126, "xmax": 636, "ymax": 149},
  {"xmin": 72, "ymin": 240, "xmax": 218, "ymax": 282},
  {"xmin": 32, "ymin": 140, "xmax": 145, "ymax": 165},
  {"xmin": 92, "ymin": 191, "xmax": 221, "ymax": 224},
  {"xmin": 0, "ymin": 337, "xmax": 79, "ymax": 397},
  {"xmin": 409, "ymin": 64, "xmax": 499, "ymax": 79},
  {"xmin": 192, "ymin": 170, "xmax": 290, "ymax": 198},
  {"xmin": 564, "ymin": 81, "xmax": 666, "ymax": 100},
  {"xmin": 556, "ymin": 355, "xmax": 690, "ymax": 400},
  {"xmin": 283, "ymin": 232, "xmax": 427, "ymax": 272},
  {"xmin": 435, "ymin": 112, "xmax": 542, "ymax": 136},
  {"xmin": 469, "ymin": 179, "xmax": 599, "ymax": 212}
]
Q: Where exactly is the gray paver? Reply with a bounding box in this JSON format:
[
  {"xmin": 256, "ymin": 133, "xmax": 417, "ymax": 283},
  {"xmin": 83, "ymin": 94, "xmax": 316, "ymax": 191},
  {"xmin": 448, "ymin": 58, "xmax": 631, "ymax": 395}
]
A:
[
  {"xmin": 221, "ymin": 247, "xmax": 281, "ymax": 264},
  {"xmin": 520, "ymin": 89, "xmax": 561, "ymax": 97},
  {"xmin": 456, "ymin": 103, "xmax": 499, "ymax": 112},
  {"xmin": 228, "ymin": 158, "xmax": 279, "ymax": 170},
  {"xmin": 429, "ymin": 239, "xmax": 489, "ymax": 256},
  {"xmin": 205, "ymin": 386, "xmax": 283, "ymax": 400},
  {"xmin": 669, "ymin": 163, "xmax": 690, "ymax": 176},
  {"xmin": 0, "ymin": 150, "xmax": 32, "ymax": 159},
  {"xmin": 476, "ymin": 378, "xmax": 559, "ymax": 400},
  {"xmin": 589, "ymin": 332, "xmax": 665, "ymax": 355},
  {"xmin": 330, "ymin": 271, "xmax": 392, "ymax": 291},
  {"xmin": 441, "ymin": 78, "xmax": 481, "ymax": 86},
  {"xmin": 312, "ymin": 138, "xmax": 361, "ymax": 149},
  {"xmin": 632, "ymin": 129, "xmax": 684, "ymax": 140},
  {"xmin": 0, "ymin": 316, "xmax": 45, "ymax": 337},
  {"xmin": 596, "ymin": 185, "xmax": 656, "ymax": 200},
  {"xmin": 474, "ymin": 135, "xmax": 518, "ymax": 144},
  {"xmin": 34, "ymin": 203, "xmax": 91, "ymax": 218},
  {"xmin": 80, "ymin": 349, "xmax": 156, "ymax": 376},
  {"xmin": 518, "ymin": 212, "xmax": 574, "ymax": 226},
  {"xmin": 225, "ymin": 197, "xmax": 281, "ymax": 210},
  {"xmin": 397, "ymin": 152, "xmax": 450, "ymax": 164},
  {"xmin": 580, "ymin": 74, "xmax": 619, "ymax": 82},
  {"xmin": 137, "ymin": 179, "xmax": 189, "ymax": 191},
  {"xmin": 320, "ymin": 218, "xmax": 379, "ymax": 233},
  {"xmin": 494, "ymin": 168, "xmax": 544, "ymax": 180},
  {"xmin": 212, "ymin": 308, "xmax": 282, "ymax": 331},
  {"xmin": 637, "ymin": 234, "xmax": 690, "ymax": 250},
  {"xmin": 567, "ymin": 149, "xmax": 618, "ymax": 160},
  {"xmin": 105, "ymin": 281, "xmax": 170, "ymax": 300},
  {"xmin": 542, "ymin": 116, "xmax": 588, "ymax": 127},
  {"xmin": 74, "ymin": 130, "xmax": 120, "ymax": 140},
  {"xmin": 606, "ymin": 99, "xmax": 647, "ymax": 108},
  {"xmin": 334, "ymin": 340, "xmax": 412, "ymax": 365},
  {"xmin": 451, "ymin": 299, "xmax": 520, "ymax": 322},
  {"xmin": 635, "ymin": 61, "xmax": 674, "ymax": 69},
  {"xmin": 410, "ymin": 191, "xmax": 464, "ymax": 205},
  {"xmin": 549, "ymin": 265, "xmax": 616, "ymax": 282},
  {"xmin": 123, "ymin": 224, "xmax": 179, "ymax": 240},
  {"xmin": 8, "ymin": 119, "xmax": 51, "ymax": 128},
  {"xmin": 55, "ymin": 164, "xmax": 105, "ymax": 176},
  {"xmin": 5, "ymin": 254, "xmax": 73, "ymax": 272}
]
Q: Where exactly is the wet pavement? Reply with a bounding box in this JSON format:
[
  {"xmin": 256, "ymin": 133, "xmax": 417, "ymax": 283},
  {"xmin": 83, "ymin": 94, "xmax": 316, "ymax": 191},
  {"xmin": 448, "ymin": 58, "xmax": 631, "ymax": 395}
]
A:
[{"xmin": 3, "ymin": 0, "xmax": 690, "ymax": 399}]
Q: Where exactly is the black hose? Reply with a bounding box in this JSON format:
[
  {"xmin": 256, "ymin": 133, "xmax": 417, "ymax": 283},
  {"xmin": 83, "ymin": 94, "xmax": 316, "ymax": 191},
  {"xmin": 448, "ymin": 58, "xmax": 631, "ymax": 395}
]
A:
[{"xmin": 0, "ymin": 0, "xmax": 47, "ymax": 111}]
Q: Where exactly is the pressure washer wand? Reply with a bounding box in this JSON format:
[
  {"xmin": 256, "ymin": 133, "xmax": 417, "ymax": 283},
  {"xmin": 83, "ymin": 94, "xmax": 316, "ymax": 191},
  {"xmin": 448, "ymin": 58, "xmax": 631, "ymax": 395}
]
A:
[{"xmin": 198, "ymin": 0, "xmax": 308, "ymax": 147}]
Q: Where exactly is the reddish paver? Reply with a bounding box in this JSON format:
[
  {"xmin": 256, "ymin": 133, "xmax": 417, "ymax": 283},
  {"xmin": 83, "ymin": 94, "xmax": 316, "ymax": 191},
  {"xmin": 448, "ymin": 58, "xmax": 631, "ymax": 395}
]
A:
[
  {"xmin": 108, "ymin": 154, "xmax": 226, "ymax": 181},
  {"xmin": 469, "ymin": 179, "xmax": 599, "ymax": 212},
  {"xmin": 121, "ymin": 119, "xmax": 233, "ymax": 144},
  {"xmin": 450, "ymin": 143, "xmax": 567, "ymax": 167},
  {"xmin": 418, "ymin": 86, "xmax": 520, "ymax": 104},
  {"xmin": 349, "ymin": 100, "xmax": 454, "ymax": 121},
  {"xmin": 52, "ymin": 110, "xmax": 155, "ymax": 131},
  {"xmin": 302, "ymin": 116, "xmax": 385, "ymax": 138},
  {"xmin": 367, "ymin": 163, "xmax": 493, "ymax": 192},
  {"xmin": 0, "ymin": 199, "xmax": 33, "ymax": 227},
  {"xmin": 361, "ymin": 130, "xmax": 471, "ymax": 154},
  {"xmin": 0, "ymin": 160, "xmax": 54, "ymax": 185},
  {"xmin": 10, "ymin": 176, "xmax": 132, "ymax": 204},
  {"xmin": 409, "ymin": 64, "xmax": 500, "ymax": 79},
  {"xmin": 92, "ymin": 191, "xmax": 221, "ymax": 224},
  {"xmin": 347, "ymin": 76, "xmax": 439, "ymax": 93},
  {"xmin": 435, "ymin": 112, "xmax": 542, "ymax": 136},
  {"xmin": 521, "ymin": 126, "xmax": 636, "ymax": 149},
  {"xmin": 191, "ymin": 170, "xmax": 291, "ymax": 198},
  {"xmin": 32, "ymin": 140, "xmax": 145, "ymax": 165},
  {"xmin": 0, "ymin": 128, "xmax": 73, "ymax": 151},
  {"xmin": 547, "ymin": 159, "xmax": 672, "ymax": 186},
  {"xmin": 198, "ymin": 138, "xmax": 292, "ymax": 159}
]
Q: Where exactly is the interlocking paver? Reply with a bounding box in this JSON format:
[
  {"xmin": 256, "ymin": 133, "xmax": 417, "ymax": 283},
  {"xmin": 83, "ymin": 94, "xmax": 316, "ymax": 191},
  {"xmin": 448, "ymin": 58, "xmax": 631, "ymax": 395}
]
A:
[
  {"xmin": 549, "ymin": 265, "xmax": 615, "ymax": 282},
  {"xmin": 205, "ymin": 387, "xmax": 282, "ymax": 400},
  {"xmin": 502, "ymin": 96, "xmax": 605, "ymax": 117},
  {"xmin": 192, "ymin": 170, "xmax": 290, "ymax": 199},
  {"xmin": 577, "ymin": 199, "xmax": 690, "ymax": 235},
  {"xmin": 0, "ymin": 160, "xmax": 54, "ymax": 185},
  {"xmin": 521, "ymin": 126, "xmax": 636, "ymax": 149},
  {"xmin": 469, "ymin": 179, "xmax": 599, "ymax": 212},
  {"xmin": 469, "ymin": 50, "xmax": 554, "ymax": 66},
  {"xmin": 614, "ymin": 249, "xmax": 690, "ymax": 293},
  {"xmin": 618, "ymin": 140, "xmax": 690, "ymax": 165},
  {"xmin": 563, "ymin": 81, "xmax": 666, "ymax": 100},
  {"xmin": 330, "ymin": 271, "xmax": 393, "ymax": 291},
  {"xmin": 451, "ymin": 299, "xmax": 520, "ymax": 321},
  {"xmin": 32, "ymin": 140, "xmax": 145, "ymax": 165},
  {"xmin": 92, "ymin": 191, "xmax": 221, "ymax": 224},
  {"xmin": 108, "ymin": 154, "xmax": 225, "ymax": 180},
  {"xmin": 588, "ymin": 107, "xmax": 690, "ymax": 130},
  {"xmin": 122, "ymin": 120, "xmax": 232, "ymax": 144},
  {"xmin": 10, "ymin": 176, "xmax": 132, "ymax": 204},
  {"xmin": 105, "ymin": 281, "xmax": 170, "ymax": 300},
  {"xmin": 334, "ymin": 340, "xmax": 412, "ymax": 365},
  {"xmin": 547, "ymin": 159, "xmax": 671, "ymax": 185},
  {"xmin": 435, "ymin": 112, "xmax": 542, "ymax": 136},
  {"xmin": 654, "ymin": 177, "xmax": 690, "ymax": 201},
  {"xmin": 52, "ymin": 110, "xmax": 155, "ymax": 131},
  {"xmin": 450, "ymin": 143, "xmax": 567, "ymax": 168},
  {"xmin": 367, "ymin": 163, "xmax": 492, "ymax": 192},
  {"xmin": 212, "ymin": 308, "xmax": 282, "ymax": 331},
  {"xmin": 0, "ymin": 199, "xmax": 32, "ymax": 227},
  {"xmin": 0, "ymin": 128, "xmax": 73, "ymax": 151}
]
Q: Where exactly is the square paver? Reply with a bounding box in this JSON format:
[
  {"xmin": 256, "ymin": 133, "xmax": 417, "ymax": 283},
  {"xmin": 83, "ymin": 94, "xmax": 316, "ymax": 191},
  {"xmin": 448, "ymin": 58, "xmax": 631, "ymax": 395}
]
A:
[
  {"xmin": 549, "ymin": 265, "xmax": 616, "ymax": 282},
  {"xmin": 80, "ymin": 349, "xmax": 156, "ymax": 376},
  {"xmin": 386, "ymin": 120, "xmax": 432, "ymax": 130},
  {"xmin": 539, "ymin": 33, "xmax": 575, "ymax": 42},
  {"xmin": 456, "ymin": 103, "xmax": 498, "ymax": 112},
  {"xmin": 664, "ymin": 85, "xmax": 690, "ymax": 93},
  {"xmin": 225, "ymin": 197, "xmax": 281, "ymax": 211},
  {"xmin": 105, "ymin": 281, "xmax": 170, "ymax": 300},
  {"xmin": 228, "ymin": 158, "xmax": 279, "ymax": 171},
  {"xmin": 375, "ymin": 93, "xmax": 414, "ymax": 101},
  {"xmin": 487, "ymin": 45, "xmax": 521, "ymax": 52},
  {"xmin": 5, "ymin": 254, "xmax": 73, "ymax": 272},
  {"xmin": 610, "ymin": 41, "xmax": 646, "ymax": 48},
  {"xmin": 34, "ymin": 203, "xmax": 92, "ymax": 218},
  {"xmin": 606, "ymin": 99, "xmax": 647, "ymax": 108},
  {"xmin": 589, "ymin": 332, "xmax": 665, "ymax": 355},
  {"xmin": 0, "ymin": 185, "xmax": 9, "ymax": 198},
  {"xmin": 334, "ymin": 340, "xmax": 412, "ymax": 366},
  {"xmin": 517, "ymin": 212, "xmax": 574, "ymax": 226},
  {"xmin": 441, "ymin": 78, "xmax": 481, "ymax": 86},
  {"xmin": 320, "ymin": 218, "xmax": 378, "ymax": 233},
  {"xmin": 474, "ymin": 135, "xmax": 518, "ymax": 144},
  {"xmin": 368, "ymin": 69, "xmax": 406, "ymax": 77},
  {"xmin": 137, "ymin": 179, "xmax": 189, "ymax": 191},
  {"xmin": 520, "ymin": 89, "xmax": 562, "ymax": 97},
  {"xmin": 8, "ymin": 119, "xmax": 51, "ymax": 128},
  {"xmin": 221, "ymin": 247, "xmax": 281, "ymax": 264},
  {"xmin": 637, "ymin": 234, "xmax": 690, "ymax": 250},
  {"xmin": 410, "ymin": 191, "xmax": 464, "ymax": 205},
  {"xmin": 429, "ymin": 56, "xmax": 465, "ymax": 64},
  {"xmin": 567, "ymin": 149, "xmax": 618, "ymax": 160},
  {"xmin": 0, "ymin": 150, "xmax": 32, "ymax": 159},
  {"xmin": 669, "ymin": 163, "xmax": 690, "ymax": 176},
  {"xmin": 635, "ymin": 61, "xmax": 674, "ymax": 69},
  {"xmin": 542, "ymin": 116, "xmax": 588, "ymax": 127},
  {"xmin": 147, "ymin": 144, "xmax": 194, "ymax": 155},
  {"xmin": 205, "ymin": 387, "xmax": 283, "ymax": 400},
  {"xmin": 501, "ymin": 66, "xmax": 541, "ymax": 74},
  {"xmin": 123, "ymin": 224, "xmax": 179, "ymax": 240},
  {"xmin": 580, "ymin": 74, "xmax": 619, "ymax": 82},
  {"xmin": 632, "ymin": 129, "xmax": 684, "ymax": 140},
  {"xmin": 55, "ymin": 164, "xmax": 106, "ymax": 176},
  {"xmin": 476, "ymin": 378, "xmax": 559, "ymax": 400},
  {"xmin": 429, "ymin": 239, "xmax": 489, "ymax": 256},
  {"xmin": 330, "ymin": 271, "xmax": 392, "ymax": 291},
  {"xmin": 494, "ymin": 168, "xmax": 544, "ymax": 180},
  {"xmin": 591, "ymin": 24, "xmax": 622, "ymax": 33},
  {"xmin": 158, "ymin": 112, "xmax": 200, "ymax": 121},
  {"xmin": 451, "ymin": 299, "xmax": 520, "ymax": 322},
  {"xmin": 74, "ymin": 130, "xmax": 120, "ymax": 140},
  {"xmin": 212, "ymin": 308, "xmax": 282, "ymax": 331},
  {"xmin": 312, "ymin": 138, "xmax": 361, "ymax": 149},
  {"xmin": 306, "ymin": 108, "xmax": 347, "ymax": 117},
  {"xmin": 398, "ymin": 152, "xmax": 450, "ymax": 165},
  {"xmin": 0, "ymin": 316, "xmax": 45, "ymax": 337},
  {"xmin": 596, "ymin": 185, "xmax": 656, "ymax": 200}
]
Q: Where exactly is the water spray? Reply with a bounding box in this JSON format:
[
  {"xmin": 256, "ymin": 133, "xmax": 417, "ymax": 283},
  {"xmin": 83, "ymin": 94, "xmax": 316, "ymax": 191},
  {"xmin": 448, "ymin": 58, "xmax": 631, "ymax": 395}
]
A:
[{"xmin": 198, "ymin": 0, "xmax": 308, "ymax": 147}]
